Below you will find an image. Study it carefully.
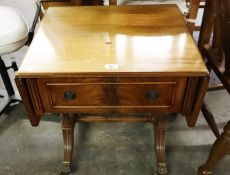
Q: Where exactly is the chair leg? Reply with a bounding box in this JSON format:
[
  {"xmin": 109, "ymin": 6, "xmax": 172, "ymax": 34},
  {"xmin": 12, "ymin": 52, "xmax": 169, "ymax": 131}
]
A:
[
  {"xmin": 0, "ymin": 56, "xmax": 15, "ymax": 96},
  {"xmin": 198, "ymin": 121, "xmax": 230, "ymax": 175},
  {"xmin": 0, "ymin": 56, "xmax": 21, "ymax": 116},
  {"xmin": 201, "ymin": 102, "xmax": 221, "ymax": 138}
]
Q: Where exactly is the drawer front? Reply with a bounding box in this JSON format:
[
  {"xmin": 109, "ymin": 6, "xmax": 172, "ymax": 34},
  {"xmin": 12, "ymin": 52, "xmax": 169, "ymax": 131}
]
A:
[{"xmin": 37, "ymin": 78, "xmax": 187, "ymax": 113}]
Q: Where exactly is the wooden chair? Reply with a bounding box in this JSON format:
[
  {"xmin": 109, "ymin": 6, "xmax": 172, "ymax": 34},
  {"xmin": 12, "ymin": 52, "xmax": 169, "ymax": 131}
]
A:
[
  {"xmin": 183, "ymin": 0, "xmax": 222, "ymax": 138},
  {"xmin": 185, "ymin": 0, "xmax": 206, "ymax": 34},
  {"xmin": 197, "ymin": 0, "xmax": 230, "ymax": 174},
  {"xmin": 40, "ymin": 0, "xmax": 104, "ymax": 10},
  {"xmin": 39, "ymin": 0, "xmax": 106, "ymax": 18}
]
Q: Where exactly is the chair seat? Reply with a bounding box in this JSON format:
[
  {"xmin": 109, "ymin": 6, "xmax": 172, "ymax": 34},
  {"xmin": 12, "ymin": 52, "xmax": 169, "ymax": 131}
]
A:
[{"xmin": 0, "ymin": 6, "xmax": 29, "ymax": 55}]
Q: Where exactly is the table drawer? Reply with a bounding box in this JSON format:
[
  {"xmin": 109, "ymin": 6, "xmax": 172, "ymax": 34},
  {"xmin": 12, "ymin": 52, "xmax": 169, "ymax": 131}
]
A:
[{"xmin": 37, "ymin": 78, "xmax": 187, "ymax": 113}]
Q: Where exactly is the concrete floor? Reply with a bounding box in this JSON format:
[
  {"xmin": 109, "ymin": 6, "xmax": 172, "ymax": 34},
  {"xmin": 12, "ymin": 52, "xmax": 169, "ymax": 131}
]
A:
[{"xmin": 0, "ymin": 0, "xmax": 230, "ymax": 175}]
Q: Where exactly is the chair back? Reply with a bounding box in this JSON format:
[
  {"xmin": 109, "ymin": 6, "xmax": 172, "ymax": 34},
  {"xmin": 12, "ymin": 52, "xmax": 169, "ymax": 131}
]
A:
[
  {"xmin": 218, "ymin": 0, "xmax": 230, "ymax": 73},
  {"xmin": 197, "ymin": 3, "xmax": 230, "ymax": 175},
  {"xmin": 198, "ymin": 0, "xmax": 230, "ymax": 93}
]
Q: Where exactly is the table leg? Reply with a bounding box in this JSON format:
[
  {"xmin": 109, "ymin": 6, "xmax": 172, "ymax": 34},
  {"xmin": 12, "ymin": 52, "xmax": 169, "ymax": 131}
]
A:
[
  {"xmin": 61, "ymin": 114, "xmax": 76, "ymax": 174},
  {"xmin": 154, "ymin": 115, "xmax": 168, "ymax": 175},
  {"xmin": 198, "ymin": 121, "xmax": 230, "ymax": 175}
]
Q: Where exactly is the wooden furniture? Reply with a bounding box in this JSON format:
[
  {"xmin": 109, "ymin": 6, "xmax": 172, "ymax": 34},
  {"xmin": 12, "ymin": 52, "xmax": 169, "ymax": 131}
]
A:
[
  {"xmin": 39, "ymin": 0, "xmax": 202, "ymax": 34},
  {"xmin": 40, "ymin": 0, "xmax": 118, "ymax": 8},
  {"xmin": 197, "ymin": 0, "xmax": 230, "ymax": 174},
  {"xmin": 198, "ymin": 122, "xmax": 230, "ymax": 175},
  {"xmin": 187, "ymin": 0, "xmax": 224, "ymax": 139},
  {"xmin": 40, "ymin": 0, "xmax": 117, "ymax": 18},
  {"xmin": 40, "ymin": 0, "xmax": 103, "ymax": 9},
  {"xmin": 198, "ymin": 0, "xmax": 227, "ymax": 138},
  {"xmin": 185, "ymin": 0, "xmax": 206, "ymax": 34},
  {"xmin": 15, "ymin": 5, "xmax": 209, "ymax": 174},
  {"xmin": 185, "ymin": 0, "xmax": 201, "ymax": 33}
]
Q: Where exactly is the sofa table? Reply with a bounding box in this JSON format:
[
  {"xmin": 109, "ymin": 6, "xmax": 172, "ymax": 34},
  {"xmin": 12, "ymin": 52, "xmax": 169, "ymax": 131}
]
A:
[{"xmin": 15, "ymin": 5, "xmax": 209, "ymax": 175}]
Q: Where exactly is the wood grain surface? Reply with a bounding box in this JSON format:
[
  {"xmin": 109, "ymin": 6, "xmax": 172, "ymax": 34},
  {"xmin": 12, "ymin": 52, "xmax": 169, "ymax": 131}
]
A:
[{"xmin": 17, "ymin": 5, "xmax": 208, "ymax": 78}]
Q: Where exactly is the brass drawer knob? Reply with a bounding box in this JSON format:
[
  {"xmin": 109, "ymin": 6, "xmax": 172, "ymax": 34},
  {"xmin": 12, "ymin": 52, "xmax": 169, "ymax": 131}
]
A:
[
  {"xmin": 146, "ymin": 90, "xmax": 159, "ymax": 101},
  {"xmin": 64, "ymin": 91, "xmax": 76, "ymax": 100}
]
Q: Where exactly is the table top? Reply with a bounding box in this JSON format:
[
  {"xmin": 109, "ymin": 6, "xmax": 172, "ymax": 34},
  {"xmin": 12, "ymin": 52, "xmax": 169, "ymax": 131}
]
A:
[{"xmin": 17, "ymin": 5, "xmax": 208, "ymax": 78}]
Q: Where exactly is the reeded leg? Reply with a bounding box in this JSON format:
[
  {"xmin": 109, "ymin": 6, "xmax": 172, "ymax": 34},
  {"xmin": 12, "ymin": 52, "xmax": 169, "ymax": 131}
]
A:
[
  {"xmin": 61, "ymin": 114, "xmax": 76, "ymax": 174},
  {"xmin": 198, "ymin": 121, "xmax": 230, "ymax": 175},
  {"xmin": 154, "ymin": 115, "xmax": 167, "ymax": 175}
]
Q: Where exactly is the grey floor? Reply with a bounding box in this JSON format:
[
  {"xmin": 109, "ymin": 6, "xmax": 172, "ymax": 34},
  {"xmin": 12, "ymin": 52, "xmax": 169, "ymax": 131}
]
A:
[{"xmin": 0, "ymin": 0, "xmax": 230, "ymax": 175}]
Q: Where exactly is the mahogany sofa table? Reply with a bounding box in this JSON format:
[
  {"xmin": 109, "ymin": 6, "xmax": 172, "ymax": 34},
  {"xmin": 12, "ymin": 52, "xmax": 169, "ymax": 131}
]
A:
[{"xmin": 15, "ymin": 5, "xmax": 209, "ymax": 175}]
